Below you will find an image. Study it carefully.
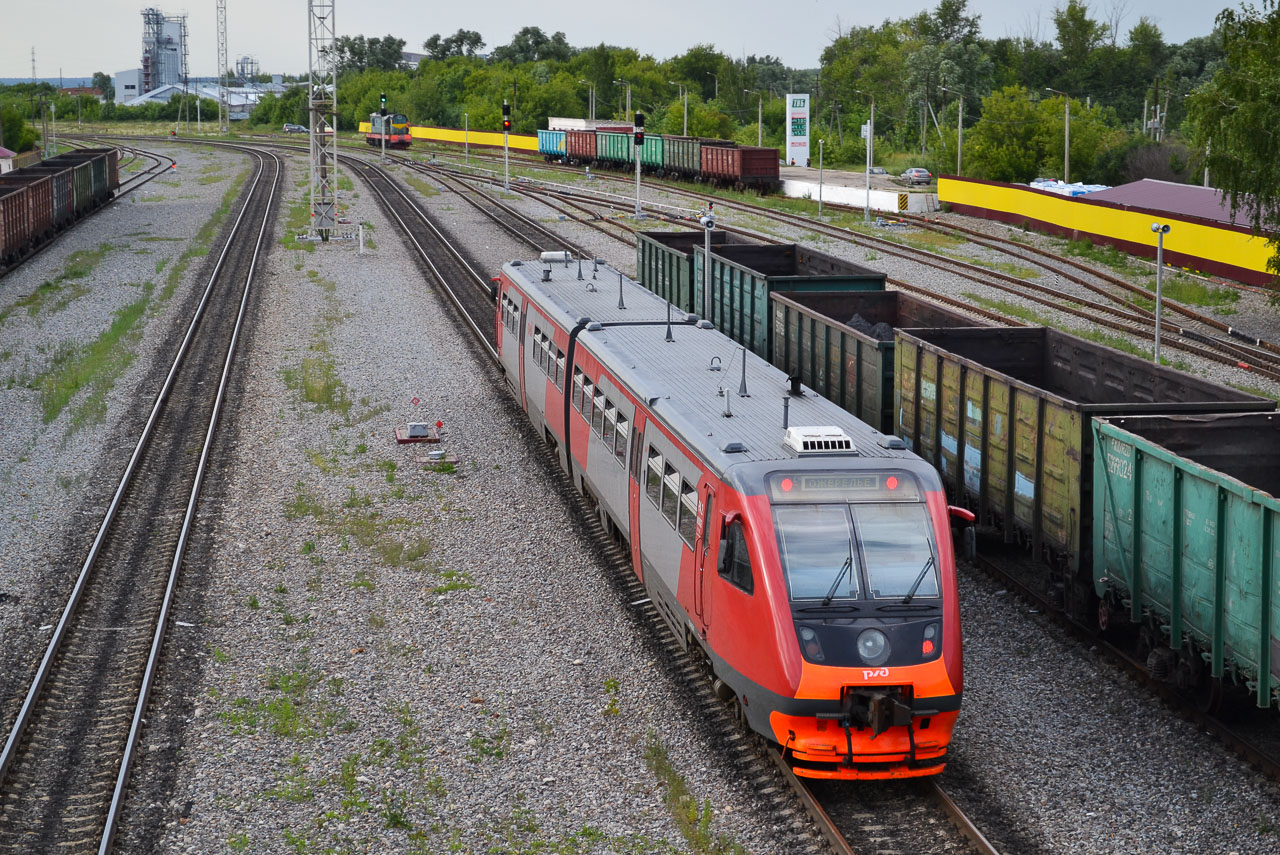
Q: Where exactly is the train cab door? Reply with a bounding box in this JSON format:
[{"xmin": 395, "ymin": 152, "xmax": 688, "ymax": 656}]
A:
[{"xmin": 692, "ymin": 483, "xmax": 717, "ymax": 634}]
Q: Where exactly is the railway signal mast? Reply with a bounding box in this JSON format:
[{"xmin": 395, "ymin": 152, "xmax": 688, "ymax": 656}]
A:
[
  {"xmin": 502, "ymin": 100, "xmax": 511, "ymax": 191},
  {"xmin": 379, "ymin": 92, "xmax": 387, "ymax": 163},
  {"xmin": 633, "ymin": 112, "xmax": 644, "ymax": 216},
  {"xmin": 307, "ymin": 0, "xmax": 338, "ymax": 240}
]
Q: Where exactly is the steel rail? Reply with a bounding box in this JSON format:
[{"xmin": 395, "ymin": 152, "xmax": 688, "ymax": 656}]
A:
[
  {"xmin": 96, "ymin": 148, "xmax": 280, "ymax": 854},
  {"xmin": 355, "ymin": 161, "xmax": 497, "ymax": 362},
  {"xmin": 0, "ymin": 147, "xmax": 271, "ymax": 787},
  {"xmin": 930, "ymin": 780, "xmax": 1002, "ymax": 855}
]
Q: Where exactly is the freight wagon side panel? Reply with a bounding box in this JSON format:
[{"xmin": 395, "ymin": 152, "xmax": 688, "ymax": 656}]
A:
[
  {"xmin": 537, "ymin": 129, "xmax": 567, "ymax": 157},
  {"xmin": 70, "ymin": 162, "xmax": 92, "ymax": 215},
  {"xmin": 596, "ymin": 132, "xmax": 632, "ymax": 165},
  {"xmin": 1093, "ymin": 415, "xmax": 1280, "ymax": 708},
  {"xmin": 962, "ymin": 370, "xmax": 985, "ymax": 501},
  {"xmin": 896, "ymin": 337, "xmax": 920, "ymax": 446},
  {"xmin": 107, "ymin": 149, "xmax": 119, "ymax": 192},
  {"xmin": 938, "ymin": 358, "xmax": 963, "ymax": 485},
  {"xmin": 566, "ymin": 130, "xmax": 596, "ymax": 161},
  {"xmin": 640, "ymin": 135, "xmax": 664, "ymax": 168},
  {"xmin": 0, "ymin": 186, "xmax": 29, "ymax": 259},
  {"xmin": 983, "ymin": 376, "xmax": 1012, "ymax": 529},
  {"xmin": 1040, "ymin": 403, "xmax": 1083, "ymax": 562}
]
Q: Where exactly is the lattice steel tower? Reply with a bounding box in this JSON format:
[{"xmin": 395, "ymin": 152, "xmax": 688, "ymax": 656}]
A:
[
  {"xmin": 307, "ymin": 0, "xmax": 338, "ymax": 239},
  {"xmin": 216, "ymin": 0, "xmax": 228, "ymax": 132}
]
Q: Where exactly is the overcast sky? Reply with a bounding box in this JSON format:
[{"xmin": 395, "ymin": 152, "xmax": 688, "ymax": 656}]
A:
[{"xmin": 4, "ymin": 0, "xmax": 1229, "ymax": 80}]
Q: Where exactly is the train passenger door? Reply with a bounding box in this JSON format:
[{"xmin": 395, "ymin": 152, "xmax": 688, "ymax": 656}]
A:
[
  {"xmin": 627, "ymin": 418, "xmax": 645, "ymax": 581},
  {"xmin": 517, "ymin": 307, "xmax": 528, "ymax": 411},
  {"xmin": 693, "ymin": 484, "xmax": 716, "ymax": 632}
]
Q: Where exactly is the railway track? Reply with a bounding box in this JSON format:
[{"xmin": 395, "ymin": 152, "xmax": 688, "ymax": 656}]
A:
[
  {"xmin": 0, "ymin": 146, "xmax": 280, "ymax": 853},
  {"xmin": 971, "ymin": 543, "xmax": 1280, "ymax": 787},
  {"xmin": 0, "ymin": 143, "xmax": 173, "ymax": 280},
  {"xmin": 413, "ymin": 145, "xmax": 1280, "ymax": 383},
  {"xmin": 364, "ymin": 153, "xmax": 1002, "ymax": 855}
]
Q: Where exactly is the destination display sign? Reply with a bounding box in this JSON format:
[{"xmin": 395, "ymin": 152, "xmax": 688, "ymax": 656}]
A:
[{"xmin": 767, "ymin": 471, "xmax": 920, "ymax": 503}]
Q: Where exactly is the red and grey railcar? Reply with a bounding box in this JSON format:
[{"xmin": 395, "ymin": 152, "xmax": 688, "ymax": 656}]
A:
[{"xmin": 495, "ymin": 255, "xmax": 964, "ymax": 779}]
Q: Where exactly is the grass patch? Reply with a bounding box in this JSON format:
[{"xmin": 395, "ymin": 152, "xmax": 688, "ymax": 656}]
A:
[
  {"xmin": 281, "ymin": 194, "xmax": 314, "ymax": 252},
  {"xmin": 1140, "ymin": 273, "xmax": 1241, "ymax": 310},
  {"xmin": 430, "ymin": 569, "xmax": 473, "ymax": 594},
  {"xmin": 1063, "ymin": 237, "xmax": 1133, "ymax": 273},
  {"xmin": 644, "ymin": 735, "xmax": 747, "ymax": 854},
  {"xmin": 32, "ymin": 283, "xmax": 153, "ymax": 427},
  {"xmin": 405, "ymin": 175, "xmax": 439, "ymax": 198},
  {"xmin": 282, "ymin": 356, "xmax": 352, "ymax": 417},
  {"xmin": 960, "ymin": 291, "xmax": 1054, "ymax": 325},
  {"xmin": 0, "ymin": 242, "xmax": 115, "ymax": 325},
  {"xmin": 219, "ymin": 663, "xmax": 355, "ymax": 739},
  {"xmin": 158, "ymin": 166, "xmax": 251, "ymax": 304},
  {"xmin": 1227, "ymin": 382, "xmax": 1280, "ymax": 402}
]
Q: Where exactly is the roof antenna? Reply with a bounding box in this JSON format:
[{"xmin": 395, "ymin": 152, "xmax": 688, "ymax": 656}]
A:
[
  {"xmin": 592, "ymin": 257, "xmax": 599, "ymax": 280},
  {"xmin": 737, "ymin": 347, "xmax": 750, "ymax": 397},
  {"xmin": 721, "ymin": 385, "xmax": 733, "ymax": 418},
  {"xmin": 577, "ymin": 252, "xmax": 583, "ymax": 280},
  {"xmin": 618, "ymin": 272, "xmax": 626, "ymax": 309},
  {"xmin": 665, "ymin": 302, "xmax": 674, "ymax": 342},
  {"xmin": 782, "ymin": 396, "xmax": 790, "ymax": 430}
]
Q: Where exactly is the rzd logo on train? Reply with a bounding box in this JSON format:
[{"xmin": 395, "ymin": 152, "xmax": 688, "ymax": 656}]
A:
[{"xmin": 862, "ymin": 667, "xmax": 890, "ymax": 680}]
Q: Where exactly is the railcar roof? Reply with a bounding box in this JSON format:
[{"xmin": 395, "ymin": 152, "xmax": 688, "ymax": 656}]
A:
[
  {"xmin": 505, "ymin": 259, "xmax": 693, "ymax": 326},
  {"xmin": 579, "ymin": 322, "xmax": 912, "ymax": 469}
]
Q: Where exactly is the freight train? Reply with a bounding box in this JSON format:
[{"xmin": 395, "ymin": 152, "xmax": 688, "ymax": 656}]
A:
[
  {"xmin": 0, "ymin": 148, "xmax": 120, "ymax": 266},
  {"xmin": 367, "ymin": 113, "xmax": 411, "ymax": 149},
  {"xmin": 633, "ymin": 227, "xmax": 1280, "ymax": 714},
  {"xmin": 537, "ymin": 128, "xmax": 781, "ymax": 193},
  {"xmin": 494, "ymin": 252, "xmax": 965, "ymax": 780}
]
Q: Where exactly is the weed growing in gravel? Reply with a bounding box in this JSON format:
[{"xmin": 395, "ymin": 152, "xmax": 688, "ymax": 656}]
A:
[
  {"xmin": 285, "ymin": 483, "xmax": 324, "ymax": 519},
  {"xmin": 378, "ymin": 460, "xmax": 397, "ymax": 482},
  {"xmin": 264, "ymin": 753, "xmax": 315, "ymax": 802},
  {"xmin": 1064, "ymin": 237, "xmax": 1132, "ymax": 273},
  {"xmin": 281, "ymin": 195, "xmax": 315, "ymax": 252},
  {"xmin": 306, "ymin": 449, "xmax": 342, "ymax": 474},
  {"xmin": 282, "ymin": 356, "xmax": 352, "ymax": 417},
  {"xmin": 405, "ymin": 176, "xmax": 440, "ymax": 198},
  {"xmin": 603, "ymin": 678, "xmax": 621, "ymax": 716},
  {"xmin": 960, "ymin": 291, "xmax": 1053, "ymax": 325},
  {"xmin": 423, "ymin": 460, "xmax": 457, "ymax": 475},
  {"xmin": 348, "ymin": 570, "xmax": 376, "ymax": 591},
  {"xmin": 1137, "ymin": 272, "xmax": 1240, "ymax": 310},
  {"xmin": 342, "ymin": 487, "xmax": 372, "ymax": 508},
  {"xmin": 1228, "ymin": 382, "xmax": 1280, "ymax": 402},
  {"xmin": 430, "ymin": 570, "xmax": 474, "ymax": 595},
  {"xmin": 302, "ymin": 541, "xmax": 316, "ymax": 555},
  {"xmin": 368, "ymin": 611, "xmax": 387, "ymax": 629},
  {"xmin": 159, "ymin": 167, "xmax": 251, "ymax": 304},
  {"xmin": 226, "ymin": 832, "xmax": 250, "ymax": 852},
  {"xmin": 466, "ymin": 722, "xmax": 511, "ymax": 761},
  {"xmin": 0, "ymin": 243, "xmax": 115, "ymax": 326},
  {"xmin": 247, "ymin": 594, "xmax": 260, "ymax": 609},
  {"xmin": 34, "ymin": 283, "xmax": 153, "ymax": 428},
  {"xmin": 644, "ymin": 735, "xmax": 748, "ymax": 855},
  {"xmin": 354, "ymin": 443, "xmax": 368, "ymax": 454}
]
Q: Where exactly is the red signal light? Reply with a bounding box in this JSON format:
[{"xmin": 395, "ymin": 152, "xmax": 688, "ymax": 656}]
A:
[
  {"xmin": 886, "ymin": 475, "xmax": 899, "ymax": 490},
  {"xmin": 502, "ymin": 118, "xmax": 511, "ymax": 131},
  {"xmin": 922, "ymin": 639, "xmax": 935, "ymax": 655},
  {"xmin": 781, "ymin": 477, "xmax": 793, "ymax": 492}
]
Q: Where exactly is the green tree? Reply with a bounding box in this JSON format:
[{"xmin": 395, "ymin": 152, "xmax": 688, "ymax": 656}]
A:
[
  {"xmin": 91, "ymin": 71, "xmax": 115, "ymax": 102},
  {"xmin": 0, "ymin": 106, "xmax": 38, "ymax": 151},
  {"xmin": 965, "ymin": 86, "xmax": 1042, "ymax": 181},
  {"xmin": 1188, "ymin": 1, "xmax": 1280, "ymax": 278},
  {"xmin": 491, "ymin": 27, "xmax": 572, "ymax": 64}
]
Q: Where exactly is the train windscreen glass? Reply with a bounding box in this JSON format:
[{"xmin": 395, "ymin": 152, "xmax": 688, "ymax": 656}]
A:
[{"xmin": 770, "ymin": 472, "xmax": 938, "ymax": 602}]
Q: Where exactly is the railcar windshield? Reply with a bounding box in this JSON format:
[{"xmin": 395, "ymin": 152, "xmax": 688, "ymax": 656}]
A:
[{"xmin": 774, "ymin": 502, "xmax": 938, "ymax": 601}]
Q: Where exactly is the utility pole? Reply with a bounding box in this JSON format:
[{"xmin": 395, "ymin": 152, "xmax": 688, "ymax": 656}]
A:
[
  {"xmin": 307, "ymin": 0, "xmax": 338, "ymax": 240},
  {"xmin": 216, "ymin": 0, "xmax": 229, "ymax": 132}
]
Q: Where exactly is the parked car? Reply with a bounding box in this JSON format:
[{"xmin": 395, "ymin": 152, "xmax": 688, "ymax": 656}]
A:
[
  {"xmin": 868, "ymin": 166, "xmax": 887, "ymax": 175},
  {"xmin": 901, "ymin": 167, "xmax": 932, "ymax": 184},
  {"xmin": 283, "ymin": 123, "xmax": 307, "ymax": 134}
]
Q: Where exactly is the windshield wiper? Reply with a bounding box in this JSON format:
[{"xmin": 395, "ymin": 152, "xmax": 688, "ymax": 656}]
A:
[
  {"xmin": 901, "ymin": 556, "xmax": 936, "ymax": 604},
  {"xmin": 822, "ymin": 544, "xmax": 856, "ymax": 606}
]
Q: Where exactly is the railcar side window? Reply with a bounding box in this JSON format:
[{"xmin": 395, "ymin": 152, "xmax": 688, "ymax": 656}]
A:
[
  {"xmin": 614, "ymin": 413, "xmax": 629, "ymax": 464},
  {"xmin": 555, "ymin": 354, "xmax": 565, "ymax": 390},
  {"xmin": 678, "ymin": 482, "xmax": 697, "ymax": 545},
  {"xmin": 581, "ymin": 380, "xmax": 594, "ymax": 418},
  {"xmin": 719, "ymin": 521, "xmax": 754, "ymax": 594},
  {"xmin": 602, "ymin": 402, "xmax": 616, "ymax": 447},
  {"xmin": 572, "ymin": 368, "xmax": 584, "ymax": 410},
  {"xmin": 592, "ymin": 391, "xmax": 605, "ymax": 434},
  {"xmin": 646, "ymin": 448, "xmax": 663, "ymax": 505},
  {"xmin": 661, "ymin": 464, "xmax": 679, "ymax": 524}
]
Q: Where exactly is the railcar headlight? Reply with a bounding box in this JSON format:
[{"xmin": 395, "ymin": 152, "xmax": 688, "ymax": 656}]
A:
[
  {"xmin": 798, "ymin": 626, "xmax": 824, "ymax": 662},
  {"xmin": 856, "ymin": 629, "xmax": 890, "ymax": 666}
]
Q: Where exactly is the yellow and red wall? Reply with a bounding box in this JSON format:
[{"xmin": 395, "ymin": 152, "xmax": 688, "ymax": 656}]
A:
[
  {"xmin": 939, "ymin": 175, "xmax": 1275, "ymax": 288},
  {"xmin": 358, "ymin": 122, "xmax": 538, "ymax": 153}
]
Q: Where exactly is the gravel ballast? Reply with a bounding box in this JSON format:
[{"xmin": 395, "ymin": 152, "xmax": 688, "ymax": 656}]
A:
[
  {"xmin": 149, "ymin": 158, "xmax": 793, "ymax": 853},
  {"xmin": 0, "ymin": 143, "xmax": 256, "ymax": 729}
]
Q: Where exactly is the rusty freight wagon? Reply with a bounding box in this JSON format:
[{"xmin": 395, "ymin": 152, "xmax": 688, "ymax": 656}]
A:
[
  {"xmin": 1093, "ymin": 412, "xmax": 1280, "ymax": 711},
  {"xmin": 700, "ymin": 144, "xmax": 780, "ymax": 191},
  {"xmin": 770, "ymin": 290, "xmax": 994, "ymax": 435},
  {"xmin": 895, "ymin": 326, "xmax": 1274, "ymax": 618}
]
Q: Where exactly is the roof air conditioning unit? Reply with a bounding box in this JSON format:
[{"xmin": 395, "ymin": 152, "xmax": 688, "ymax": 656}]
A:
[{"xmin": 783, "ymin": 426, "xmax": 855, "ymax": 454}]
